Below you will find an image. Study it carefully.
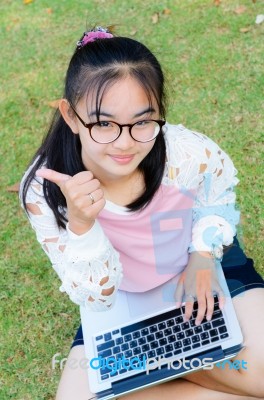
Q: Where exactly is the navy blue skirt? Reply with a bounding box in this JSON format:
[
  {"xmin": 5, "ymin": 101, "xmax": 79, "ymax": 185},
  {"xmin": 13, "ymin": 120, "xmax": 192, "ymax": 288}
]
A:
[{"xmin": 71, "ymin": 237, "xmax": 264, "ymax": 348}]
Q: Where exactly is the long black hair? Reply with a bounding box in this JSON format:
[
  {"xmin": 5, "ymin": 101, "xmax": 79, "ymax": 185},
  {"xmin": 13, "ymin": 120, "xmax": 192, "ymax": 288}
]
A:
[{"xmin": 22, "ymin": 31, "xmax": 167, "ymax": 229}]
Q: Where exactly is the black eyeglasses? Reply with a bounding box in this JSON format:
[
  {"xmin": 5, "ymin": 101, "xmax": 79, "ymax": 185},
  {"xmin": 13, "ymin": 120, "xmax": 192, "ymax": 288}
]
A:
[{"xmin": 69, "ymin": 103, "xmax": 166, "ymax": 144}]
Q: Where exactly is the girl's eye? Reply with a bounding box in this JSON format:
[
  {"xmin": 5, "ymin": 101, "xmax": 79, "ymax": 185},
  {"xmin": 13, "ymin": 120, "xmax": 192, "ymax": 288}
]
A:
[
  {"xmin": 97, "ymin": 121, "xmax": 112, "ymax": 128},
  {"xmin": 135, "ymin": 120, "xmax": 151, "ymax": 127}
]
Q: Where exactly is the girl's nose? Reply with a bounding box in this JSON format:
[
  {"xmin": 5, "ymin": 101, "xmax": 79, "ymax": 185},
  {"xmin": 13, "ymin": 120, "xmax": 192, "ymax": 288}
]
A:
[{"xmin": 112, "ymin": 126, "xmax": 135, "ymax": 149}]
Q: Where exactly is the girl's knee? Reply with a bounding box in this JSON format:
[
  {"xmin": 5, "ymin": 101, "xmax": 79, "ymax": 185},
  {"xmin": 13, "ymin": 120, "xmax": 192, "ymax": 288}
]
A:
[{"xmin": 232, "ymin": 346, "xmax": 264, "ymax": 398}]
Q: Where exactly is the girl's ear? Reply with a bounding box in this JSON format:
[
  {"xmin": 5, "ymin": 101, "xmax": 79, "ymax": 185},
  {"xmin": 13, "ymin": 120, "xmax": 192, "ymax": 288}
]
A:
[{"xmin": 59, "ymin": 99, "xmax": 79, "ymax": 134}]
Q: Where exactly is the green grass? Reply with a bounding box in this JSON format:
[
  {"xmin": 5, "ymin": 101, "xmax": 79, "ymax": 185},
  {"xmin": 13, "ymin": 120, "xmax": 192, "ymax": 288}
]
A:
[{"xmin": 0, "ymin": 0, "xmax": 263, "ymax": 398}]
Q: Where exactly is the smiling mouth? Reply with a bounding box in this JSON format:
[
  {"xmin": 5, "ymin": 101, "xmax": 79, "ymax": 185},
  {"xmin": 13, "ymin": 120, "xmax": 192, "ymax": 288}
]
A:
[
  {"xmin": 109, "ymin": 154, "xmax": 135, "ymax": 164},
  {"xmin": 110, "ymin": 154, "xmax": 134, "ymax": 158}
]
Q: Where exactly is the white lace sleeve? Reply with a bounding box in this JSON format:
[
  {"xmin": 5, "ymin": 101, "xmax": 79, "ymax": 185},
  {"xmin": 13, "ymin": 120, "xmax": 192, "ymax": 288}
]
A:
[
  {"xmin": 19, "ymin": 171, "xmax": 123, "ymax": 311},
  {"xmin": 165, "ymin": 124, "xmax": 240, "ymax": 253}
]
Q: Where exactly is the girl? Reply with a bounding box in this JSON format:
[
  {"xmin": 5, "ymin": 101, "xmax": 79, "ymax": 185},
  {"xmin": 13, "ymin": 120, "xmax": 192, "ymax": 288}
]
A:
[{"xmin": 20, "ymin": 26, "xmax": 264, "ymax": 400}]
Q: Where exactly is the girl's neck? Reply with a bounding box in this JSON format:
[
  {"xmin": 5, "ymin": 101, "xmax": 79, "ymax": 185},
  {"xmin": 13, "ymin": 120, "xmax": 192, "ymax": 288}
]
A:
[{"xmin": 100, "ymin": 170, "xmax": 145, "ymax": 206}]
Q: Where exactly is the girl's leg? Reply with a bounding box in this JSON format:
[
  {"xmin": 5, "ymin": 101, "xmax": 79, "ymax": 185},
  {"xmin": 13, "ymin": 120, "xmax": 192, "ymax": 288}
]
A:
[
  {"xmin": 122, "ymin": 379, "xmax": 259, "ymax": 400},
  {"xmin": 55, "ymin": 344, "xmax": 259, "ymax": 400},
  {"xmin": 184, "ymin": 288, "xmax": 264, "ymax": 399},
  {"xmin": 55, "ymin": 345, "xmax": 95, "ymax": 400}
]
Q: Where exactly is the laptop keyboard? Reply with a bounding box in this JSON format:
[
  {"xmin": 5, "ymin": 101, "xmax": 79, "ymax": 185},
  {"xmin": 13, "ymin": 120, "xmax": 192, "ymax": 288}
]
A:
[{"xmin": 94, "ymin": 296, "xmax": 229, "ymax": 381}]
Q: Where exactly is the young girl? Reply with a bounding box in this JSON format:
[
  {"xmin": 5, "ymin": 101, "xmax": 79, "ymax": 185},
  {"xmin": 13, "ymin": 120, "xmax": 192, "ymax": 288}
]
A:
[{"xmin": 20, "ymin": 26, "xmax": 264, "ymax": 400}]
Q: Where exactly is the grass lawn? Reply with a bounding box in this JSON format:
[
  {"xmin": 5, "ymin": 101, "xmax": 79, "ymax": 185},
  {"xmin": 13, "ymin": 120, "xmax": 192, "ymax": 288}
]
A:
[{"xmin": 0, "ymin": 0, "xmax": 263, "ymax": 398}]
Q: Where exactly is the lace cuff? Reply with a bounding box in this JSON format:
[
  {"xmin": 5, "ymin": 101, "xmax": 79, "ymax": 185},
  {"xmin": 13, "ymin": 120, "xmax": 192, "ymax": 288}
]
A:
[
  {"xmin": 62, "ymin": 246, "xmax": 123, "ymax": 311},
  {"xmin": 189, "ymin": 212, "xmax": 239, "ymax": 253}
]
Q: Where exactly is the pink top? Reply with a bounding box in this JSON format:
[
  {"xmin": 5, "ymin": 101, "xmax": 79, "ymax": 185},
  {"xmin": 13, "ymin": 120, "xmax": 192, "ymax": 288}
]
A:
[{"xmin": 98, "ymin": 184, "xmax": 196, "ymax": 292}]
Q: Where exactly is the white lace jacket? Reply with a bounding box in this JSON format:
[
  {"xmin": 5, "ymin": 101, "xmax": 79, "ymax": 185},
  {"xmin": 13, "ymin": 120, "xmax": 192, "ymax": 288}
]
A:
[{"xmin": 19, "ymin": 123, "xmax": 240, "ymax": 311}]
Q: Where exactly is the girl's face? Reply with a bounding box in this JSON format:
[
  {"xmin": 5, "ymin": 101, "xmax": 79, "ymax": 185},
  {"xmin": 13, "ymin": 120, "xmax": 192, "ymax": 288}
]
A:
[{"xmin": 72, "ymin": 76, "xmax": 160, "ymax": 185}]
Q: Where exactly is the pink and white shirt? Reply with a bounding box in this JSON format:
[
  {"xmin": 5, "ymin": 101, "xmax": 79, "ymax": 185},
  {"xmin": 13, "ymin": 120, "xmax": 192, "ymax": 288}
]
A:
[{"xmin": 20, "ymin": 123, "xmax": 240, "ymax": 311}]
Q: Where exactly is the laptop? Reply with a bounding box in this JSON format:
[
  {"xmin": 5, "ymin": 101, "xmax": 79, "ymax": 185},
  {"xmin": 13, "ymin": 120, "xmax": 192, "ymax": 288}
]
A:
[{"xmin": 80, "ymin": 261, "xmax": 244, "ymax": 399}]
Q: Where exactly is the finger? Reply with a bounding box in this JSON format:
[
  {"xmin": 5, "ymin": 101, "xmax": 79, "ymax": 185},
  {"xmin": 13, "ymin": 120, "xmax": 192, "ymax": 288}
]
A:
[
  {"xmin": 205, "ymin": 291, "xmax": 215, "ymax": 321},
  {"xmin": 74, "ymin": 198, "xmax": 106, "ymax": 225},
  {"xmin": 184, "ymin": 297, "xmax": 195, "ymax": 321},
  {"xmin": 71, "ymin": 171, "xmax": 94, "ymax": 185},
  {"xmin": 74, "ymin": 188, "xmax": 105, "ymax": 208},
  {"xmin": 195, "ymin": 293, "xmax": 207, "ymax": 325},
  {"xmin": 73, "ymin": 179, "xmax": 102, "ymax": 197},
  {"xmin": 84, "ymin": 198, "xmax": 106, "ymax": 215},
  {"xmin": 174, "ymin": 279, "xmax": 185, "ymax": 309},
  {"xmin": 216, "ymin": 287, "xmax": 226, "ymax": 311},
  {"xmin": 36, "ymin": 168, "xmax": 71, "ymax": 187},
  {"xmin": 86, "ymin": 188, "xmax": 104, "ymax": 205}
]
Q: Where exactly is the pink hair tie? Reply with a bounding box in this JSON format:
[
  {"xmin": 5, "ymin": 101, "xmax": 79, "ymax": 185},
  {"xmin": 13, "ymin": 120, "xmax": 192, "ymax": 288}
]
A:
[{"xmin": 77, "ymin": 26, "xmax": 113, "ymax": 49}]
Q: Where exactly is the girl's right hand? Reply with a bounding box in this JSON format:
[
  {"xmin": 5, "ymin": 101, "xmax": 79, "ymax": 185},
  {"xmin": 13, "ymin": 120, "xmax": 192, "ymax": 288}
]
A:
[{"xmin": 36, "ymin": 169, "xmax": 105, "ymax": 235}]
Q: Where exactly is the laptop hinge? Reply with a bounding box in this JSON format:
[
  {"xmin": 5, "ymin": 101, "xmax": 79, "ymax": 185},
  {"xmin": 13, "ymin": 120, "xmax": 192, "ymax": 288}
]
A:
[{"xmin": 108, "ymin": 346, "xmax": 224, "ymax": 397}]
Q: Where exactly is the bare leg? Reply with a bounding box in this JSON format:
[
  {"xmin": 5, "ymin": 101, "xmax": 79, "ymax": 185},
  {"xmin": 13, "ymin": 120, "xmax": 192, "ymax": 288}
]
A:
[
  {"xmin": 56, "ymin": 346, "xmax": 93, "ymax": 400},
  {"xmin": 55, "ymin": 345, "xmax": 260, "ymax": 400},
  {"xmin": 122, "ymin": 378, "xmax": 259, "ymax": 400}
]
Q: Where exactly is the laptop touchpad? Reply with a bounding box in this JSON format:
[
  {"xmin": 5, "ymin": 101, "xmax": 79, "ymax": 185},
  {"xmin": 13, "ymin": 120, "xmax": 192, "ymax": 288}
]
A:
[{"xmin": 126, "ymin": 278, "xmax": 179, "ymax": 319}]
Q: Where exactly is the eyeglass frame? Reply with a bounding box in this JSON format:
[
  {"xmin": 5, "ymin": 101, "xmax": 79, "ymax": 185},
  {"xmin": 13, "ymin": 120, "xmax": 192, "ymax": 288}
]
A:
[{"xmin": 68, "ymin": 102, "xmax": 166, "ymax": 144}]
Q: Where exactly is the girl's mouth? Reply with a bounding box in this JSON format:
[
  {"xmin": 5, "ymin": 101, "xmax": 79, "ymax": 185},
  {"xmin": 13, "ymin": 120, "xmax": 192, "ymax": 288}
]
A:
[{"xmin": 109, "ymin": 155, "xmax": 135, "ymax": 164}]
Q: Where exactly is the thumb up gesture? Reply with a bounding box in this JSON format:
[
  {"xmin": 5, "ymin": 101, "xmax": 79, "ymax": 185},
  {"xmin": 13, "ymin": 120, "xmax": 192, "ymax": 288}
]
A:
[{"xmin": 36, "ymin": 169, "xmax": 105, "ymax": 235}]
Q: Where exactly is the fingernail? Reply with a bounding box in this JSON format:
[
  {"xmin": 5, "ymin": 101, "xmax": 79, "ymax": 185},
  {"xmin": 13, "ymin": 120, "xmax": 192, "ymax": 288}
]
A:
[
  {"xmin": 195, "ymin": 320, "xmax": 201, "ymax": 326},
  {"xmin": 206, "ymin": 315, "xmax": 211, "ymax": 321}
]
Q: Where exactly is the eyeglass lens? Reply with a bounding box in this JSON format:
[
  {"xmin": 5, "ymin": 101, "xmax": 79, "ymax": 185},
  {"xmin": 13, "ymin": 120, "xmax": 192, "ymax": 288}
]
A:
[{"xmin": 90, "ymin": 121, "xmax": 161, "ymax": 143}]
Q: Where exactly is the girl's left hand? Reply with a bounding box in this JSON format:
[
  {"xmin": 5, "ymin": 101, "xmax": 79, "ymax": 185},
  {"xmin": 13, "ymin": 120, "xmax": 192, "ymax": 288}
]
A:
[{"xmin": 174, "ymin": 251, "xmax": 225, "ymax": 325}]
